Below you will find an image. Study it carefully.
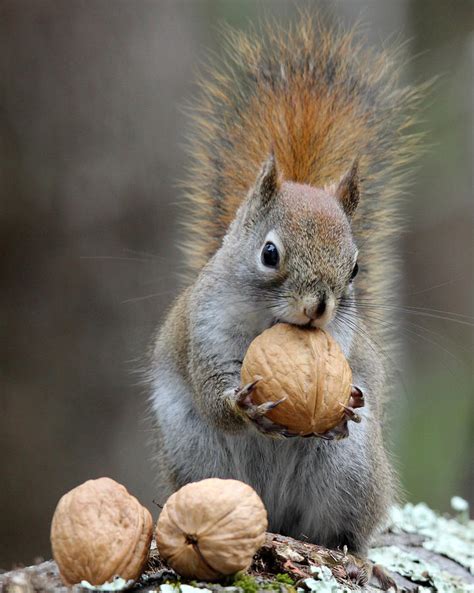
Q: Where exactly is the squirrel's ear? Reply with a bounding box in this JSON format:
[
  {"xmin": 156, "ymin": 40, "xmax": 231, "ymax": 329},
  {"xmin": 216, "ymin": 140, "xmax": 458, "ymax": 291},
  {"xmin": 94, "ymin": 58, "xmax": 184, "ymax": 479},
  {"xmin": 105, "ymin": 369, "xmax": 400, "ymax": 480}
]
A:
[
  {"xmin": 336, "ymin": 159, "xmax": 360, "ymax": 218},
  {"xmin": 253, "ymin": 152, "xmax": 280, "ymax": 206}
]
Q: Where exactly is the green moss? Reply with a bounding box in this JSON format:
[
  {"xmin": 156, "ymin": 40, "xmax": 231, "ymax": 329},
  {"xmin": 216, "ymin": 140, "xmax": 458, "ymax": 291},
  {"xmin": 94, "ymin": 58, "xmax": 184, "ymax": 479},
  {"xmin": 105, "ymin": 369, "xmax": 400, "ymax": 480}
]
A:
[
  {"xmin": 231, "ymin": 572, "xmax": 260, "ymax": 593},
  {"xmin": 274, "ymin": 574, "xmax": 294, "ymax": 586},
  {"xmin": 230, "ymin": 572, "xmax": 295, "ymax": 593}
]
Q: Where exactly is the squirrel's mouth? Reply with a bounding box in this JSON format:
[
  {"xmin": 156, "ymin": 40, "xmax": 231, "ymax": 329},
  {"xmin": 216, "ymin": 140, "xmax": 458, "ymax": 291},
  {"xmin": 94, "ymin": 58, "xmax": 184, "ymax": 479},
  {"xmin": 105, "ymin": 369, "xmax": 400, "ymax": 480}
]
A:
[
  {"xmin": 271, "ymin": 295, "xmax": 336, "ymax": 329},
  {"xmin": 272, "ymin": 314, "xmax": 332, "ymax": 330},
  {"xmin": 270, "ymin": 317, "xmax": 306, "ymax": 329}
]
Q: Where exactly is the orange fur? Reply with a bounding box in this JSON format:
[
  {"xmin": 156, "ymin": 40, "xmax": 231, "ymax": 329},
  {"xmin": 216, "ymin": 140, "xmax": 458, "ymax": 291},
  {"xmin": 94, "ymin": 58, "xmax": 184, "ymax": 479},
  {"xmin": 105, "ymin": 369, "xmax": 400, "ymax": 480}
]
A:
[{"xmin": 180, "ymin": 14, "xmax": 426, "ymax": 344}]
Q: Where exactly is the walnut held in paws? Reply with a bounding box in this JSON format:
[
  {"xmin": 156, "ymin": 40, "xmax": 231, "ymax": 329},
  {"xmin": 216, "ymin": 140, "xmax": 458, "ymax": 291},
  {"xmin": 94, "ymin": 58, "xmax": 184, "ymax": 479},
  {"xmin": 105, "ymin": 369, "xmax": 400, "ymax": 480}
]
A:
[
  {"xmin": 50, "ymin": 477, "xmax": 153, "ymax": 586},
  {"xmin": 155, "ymin": 478, "xmax": 267, "ymax": 580},
  {"xmin": 241, "ymin": 323, "xmax": 354, "ymax": 436}
]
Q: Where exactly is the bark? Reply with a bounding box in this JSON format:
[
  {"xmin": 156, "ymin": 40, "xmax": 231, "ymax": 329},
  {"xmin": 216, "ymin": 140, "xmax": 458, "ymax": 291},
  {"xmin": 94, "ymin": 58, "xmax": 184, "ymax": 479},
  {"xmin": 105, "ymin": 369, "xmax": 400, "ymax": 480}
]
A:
[{"xmin": 1, "ymin": 528, "xmax": 473, "ymax": 593}]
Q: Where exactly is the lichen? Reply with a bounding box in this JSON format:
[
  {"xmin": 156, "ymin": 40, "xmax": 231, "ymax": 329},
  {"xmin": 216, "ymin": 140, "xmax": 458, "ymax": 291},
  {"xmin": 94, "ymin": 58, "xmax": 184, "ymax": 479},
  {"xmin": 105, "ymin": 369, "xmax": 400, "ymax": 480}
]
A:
[
  {"xmin": 160, "ymin": 584, "xmax": 179, "ymax": 593},
  {"xmin": 388, "ymin": 499, "xmax": 474, "ymax": 574},
  {"xmin": 451, "ymin": 496, "xmax": 469, "ymax": 514},
  {"xmin": 180, "ymin": 585, "xmax": 213, "ymax": 593},
  {"xmin": 369, "ymin": 545, "xmax": 474, "ymax": 592},
  {"xmin": 159, "ymin": 585, "xmax": 212, "ymax": 593},
  {"xmin": 297, "ymin": 565, "xmax": 352, "ymax": 593},
  {"xmin": 79, "ymin": 576, "xmax": 135, "ymax": 591}
]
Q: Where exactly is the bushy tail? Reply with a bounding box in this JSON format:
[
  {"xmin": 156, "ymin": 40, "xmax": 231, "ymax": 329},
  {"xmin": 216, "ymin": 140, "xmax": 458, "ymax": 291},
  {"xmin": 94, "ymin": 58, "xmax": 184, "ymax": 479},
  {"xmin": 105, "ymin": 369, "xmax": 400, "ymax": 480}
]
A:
[{"xmin": 180, "ymin": 14, "xmax": 425, "ymax": 344}]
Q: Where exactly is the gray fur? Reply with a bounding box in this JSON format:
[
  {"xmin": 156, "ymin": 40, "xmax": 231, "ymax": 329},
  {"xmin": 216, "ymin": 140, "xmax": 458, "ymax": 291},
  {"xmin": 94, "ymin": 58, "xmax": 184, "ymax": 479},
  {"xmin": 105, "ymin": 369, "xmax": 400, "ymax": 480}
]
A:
[{"xmin": 150, "ymin": 166, "xmax": 395, "ymax": 555}]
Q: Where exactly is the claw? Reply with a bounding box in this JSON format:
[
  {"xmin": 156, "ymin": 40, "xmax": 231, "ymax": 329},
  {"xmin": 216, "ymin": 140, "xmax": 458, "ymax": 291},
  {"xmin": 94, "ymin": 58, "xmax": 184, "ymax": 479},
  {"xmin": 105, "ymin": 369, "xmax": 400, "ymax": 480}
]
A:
[
  {"xmin": 281, "ymin": 430, "xmax": 301, "ymax": 438},
  {"xmin": 234, "ymin": 381, "xmax": 290, "ymax": 437},
  {"xmin": 349, "ymin": 385, "xmax": 364, "ymax": 409},
  {"xmin": 341, "ymin": 404, "xmax": 361, "ymax": 423},
  {"xmin": 256, "ymin": 397, "xmax": 286, "ymax": 414},
  {"xmin": 235, "ymin": 378, "xmax": 261, "ymax": 407},
  {"xmin": 250, "ymin": 413, "xmax": 293, "ymax": 438},
  {"xmin": 313, "ymin": 394, "xmax": 363, "ymax": 440},
  {"xmin": 314, "ymin": 418, "xmax": 350, "ymax": 441}
]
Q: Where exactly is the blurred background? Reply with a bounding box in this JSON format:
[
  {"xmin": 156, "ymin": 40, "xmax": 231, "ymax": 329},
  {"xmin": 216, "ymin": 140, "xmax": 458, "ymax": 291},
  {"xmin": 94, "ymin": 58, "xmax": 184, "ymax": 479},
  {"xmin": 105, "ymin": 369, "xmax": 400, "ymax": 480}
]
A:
[{"xmin": 1, "ymin": 0, "xmax": 472, "ymax": 569}]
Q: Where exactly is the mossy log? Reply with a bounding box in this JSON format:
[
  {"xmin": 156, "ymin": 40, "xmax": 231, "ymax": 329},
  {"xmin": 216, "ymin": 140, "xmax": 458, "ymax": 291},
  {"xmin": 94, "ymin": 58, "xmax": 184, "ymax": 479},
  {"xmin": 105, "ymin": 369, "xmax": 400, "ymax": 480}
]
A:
[{"xmin": 1, "ymin": 503, "xmax": 473, "ymax": 593}]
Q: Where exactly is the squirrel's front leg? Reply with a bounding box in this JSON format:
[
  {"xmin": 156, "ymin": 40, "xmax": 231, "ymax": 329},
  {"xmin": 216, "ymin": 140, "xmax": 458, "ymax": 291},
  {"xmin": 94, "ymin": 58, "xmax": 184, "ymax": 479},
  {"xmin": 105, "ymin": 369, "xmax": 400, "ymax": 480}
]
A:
[
  {"xmin": 194, "ymin": 363, "xmax": 292, "ymax": 436},
  {"xmin": 189, "ymin": 294, "xmax": 293, "ymax": 435}
]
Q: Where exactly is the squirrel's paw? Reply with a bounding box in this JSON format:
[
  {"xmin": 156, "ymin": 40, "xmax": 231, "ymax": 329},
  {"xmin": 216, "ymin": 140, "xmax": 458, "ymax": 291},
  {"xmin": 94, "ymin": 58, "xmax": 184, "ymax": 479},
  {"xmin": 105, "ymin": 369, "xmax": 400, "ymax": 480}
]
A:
[
  {"xmin": 311, "ymin": 385, "xmax": 365, "ymax": 441},
  {"xmin": 229, "ymin": 383, "xmax": 365, "ymax": 440},
  {"xmin": 228, "ymin": 380, "xmax": 292, "ymax": 438}
]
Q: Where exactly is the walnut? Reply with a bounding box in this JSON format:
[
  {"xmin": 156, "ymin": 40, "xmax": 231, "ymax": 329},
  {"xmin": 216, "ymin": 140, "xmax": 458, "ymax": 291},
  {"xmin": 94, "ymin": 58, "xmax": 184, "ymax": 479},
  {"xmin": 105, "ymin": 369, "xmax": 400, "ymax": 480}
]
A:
[
  {"xmin": 155, "ymin": 478, "xmax": 267, "ymax": 580},
  {"xmin": 50, "ymin": 477, "xmax": 153, "ymax": 585},
  {"xmin": 241, "ymin": 323, "xmax": 353, "ymax": 435}
]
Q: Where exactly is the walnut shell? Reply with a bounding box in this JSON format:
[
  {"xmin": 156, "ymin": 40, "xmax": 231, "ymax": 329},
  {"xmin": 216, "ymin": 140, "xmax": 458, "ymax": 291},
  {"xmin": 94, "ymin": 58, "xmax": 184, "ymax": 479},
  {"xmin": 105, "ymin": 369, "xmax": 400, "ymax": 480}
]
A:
[
  {"xmin": 155, "ymin": 478, "xmax": 267, "ymax": 580},
  {"xmin": 50, "ymin": 477, "xmax": 153, "ymax": 585},
  {"xmin": 241, "ymin": 323, "xmax": 352, "ymax": 435}
]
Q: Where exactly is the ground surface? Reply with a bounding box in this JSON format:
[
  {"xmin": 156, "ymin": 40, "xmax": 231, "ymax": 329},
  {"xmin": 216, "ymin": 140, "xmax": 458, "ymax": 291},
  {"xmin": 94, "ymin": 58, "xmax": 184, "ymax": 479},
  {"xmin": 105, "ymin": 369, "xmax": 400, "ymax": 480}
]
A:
[{"xmin": 1, "ymin": 503, "xmax": 473, "ymax": 593}]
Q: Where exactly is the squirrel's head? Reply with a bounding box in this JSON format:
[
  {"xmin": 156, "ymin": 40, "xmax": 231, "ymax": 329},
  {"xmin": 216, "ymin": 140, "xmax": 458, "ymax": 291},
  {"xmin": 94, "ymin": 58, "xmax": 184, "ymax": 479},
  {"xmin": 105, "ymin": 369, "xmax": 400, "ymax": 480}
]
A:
[{"xmin": 228, "ymin": 153, "xmax": 360, "ymax": 329}]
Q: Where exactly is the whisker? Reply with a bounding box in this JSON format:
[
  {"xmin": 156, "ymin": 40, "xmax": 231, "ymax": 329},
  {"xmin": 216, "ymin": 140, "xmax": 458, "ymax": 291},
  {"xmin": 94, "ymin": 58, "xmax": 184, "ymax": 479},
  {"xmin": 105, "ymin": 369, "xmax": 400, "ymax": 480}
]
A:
[
  {"xmin": 340, "ymin": 303, "xmax": 467, "ymax": 379},
  {"xmin": 347, "ymin": 306, "xmax": 464, "ymax": 367},
  {"xmin": 408, "ymin": 278, "xmax": 459, "ymax": 297},
  {"xmin": 353, "ymin": 301, "xmax": 474, "ymax": 326},
  {"xmin": 334, "ymin": 310, "xmax": 411, "ymax": 401},
  {"xmin": 123, "ymin": 248, "xmax": 166, "ymax": 261},
  {"xmin": 122, "ymin": 290, "xmax": 178, "ymax": 303},
  {"xmin": 353, "ymin": 295, "xmax": 473, "ymax": 318},
  {"xmin": 80, "ymin": 255, "xmax": 154, "ymax": 263}
]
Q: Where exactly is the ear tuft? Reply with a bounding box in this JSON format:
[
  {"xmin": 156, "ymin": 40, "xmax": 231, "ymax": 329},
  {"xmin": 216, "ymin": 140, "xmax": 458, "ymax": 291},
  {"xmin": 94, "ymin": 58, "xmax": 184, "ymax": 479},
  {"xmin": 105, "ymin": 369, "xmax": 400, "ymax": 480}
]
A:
[
  {"xmin": 336, "ymin": 159, "xmax": 360, "ymax": 218},
  {"xmin": 255, "ymin": 152, "xmax": 279, "ymax": 205}
]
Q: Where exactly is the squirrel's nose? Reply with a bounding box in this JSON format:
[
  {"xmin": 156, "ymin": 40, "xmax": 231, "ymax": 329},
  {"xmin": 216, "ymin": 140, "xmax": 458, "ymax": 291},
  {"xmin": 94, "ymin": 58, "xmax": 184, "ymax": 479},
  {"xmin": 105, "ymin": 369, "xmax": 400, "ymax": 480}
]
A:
[{"xmin": 304, "ymin": 298, "xmax": 327, "ymax": 320}]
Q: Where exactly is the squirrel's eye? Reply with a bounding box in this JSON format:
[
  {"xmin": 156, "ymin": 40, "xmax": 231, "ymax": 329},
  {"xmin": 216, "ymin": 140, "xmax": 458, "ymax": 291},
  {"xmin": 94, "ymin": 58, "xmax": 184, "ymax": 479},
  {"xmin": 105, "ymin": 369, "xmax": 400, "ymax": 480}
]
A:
[
  {"xmin": 261, "ymin": 241, "xmax": 280, "ymax": 268},
  {"xmin": 350, "ymin": 262, "xmax": 359, "ymax": 281}
]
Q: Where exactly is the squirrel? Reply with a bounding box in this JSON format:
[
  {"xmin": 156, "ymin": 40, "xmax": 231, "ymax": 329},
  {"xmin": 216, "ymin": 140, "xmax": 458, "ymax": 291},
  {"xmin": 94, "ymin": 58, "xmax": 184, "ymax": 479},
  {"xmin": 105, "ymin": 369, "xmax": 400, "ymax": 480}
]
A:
[{"xmin": 149, "ymin": 15, "xmax": 423, "ymax": 557}]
